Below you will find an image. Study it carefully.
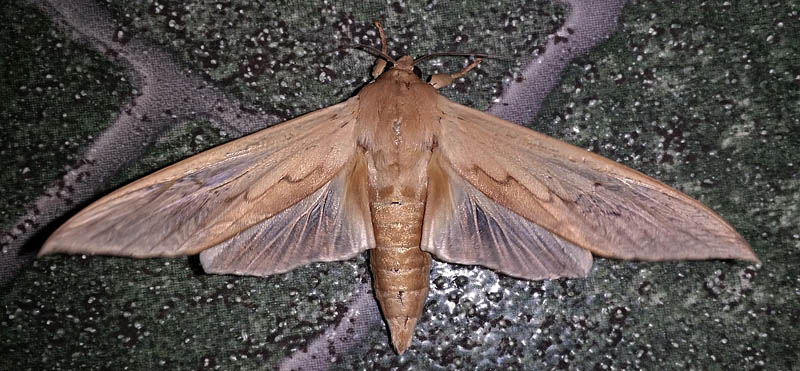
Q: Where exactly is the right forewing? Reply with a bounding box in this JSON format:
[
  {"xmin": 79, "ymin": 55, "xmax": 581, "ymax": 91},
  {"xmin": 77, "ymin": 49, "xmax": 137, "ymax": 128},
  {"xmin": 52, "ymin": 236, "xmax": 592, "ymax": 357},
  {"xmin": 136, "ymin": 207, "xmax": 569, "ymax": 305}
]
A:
[
  {"xmin": 41, "ymin": 98, "xmax": 362, "ymax": 259},
  {"xmin": 435, "ymin": 98, "xmax": 758, "ymax": 263}
]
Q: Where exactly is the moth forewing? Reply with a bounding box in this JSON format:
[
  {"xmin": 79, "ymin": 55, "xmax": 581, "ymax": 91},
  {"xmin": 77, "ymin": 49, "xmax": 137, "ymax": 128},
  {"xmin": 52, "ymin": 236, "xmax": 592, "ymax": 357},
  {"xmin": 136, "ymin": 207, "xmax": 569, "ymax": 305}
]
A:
[
  {"xmin": 39, "ymin": 99, "xmax": 361, "ymax": 259},
  {"xmin": 434, "ymin": 97, "xmax": 759, "ymax": 264}
]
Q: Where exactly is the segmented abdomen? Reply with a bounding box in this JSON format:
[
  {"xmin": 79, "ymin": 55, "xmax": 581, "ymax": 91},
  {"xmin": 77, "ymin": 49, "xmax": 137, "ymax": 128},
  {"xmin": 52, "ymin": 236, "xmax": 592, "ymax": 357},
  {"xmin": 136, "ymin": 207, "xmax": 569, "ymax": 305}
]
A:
[{"xmin": 369, "ymin": 199, "xmax": 431, "ymax": 354}]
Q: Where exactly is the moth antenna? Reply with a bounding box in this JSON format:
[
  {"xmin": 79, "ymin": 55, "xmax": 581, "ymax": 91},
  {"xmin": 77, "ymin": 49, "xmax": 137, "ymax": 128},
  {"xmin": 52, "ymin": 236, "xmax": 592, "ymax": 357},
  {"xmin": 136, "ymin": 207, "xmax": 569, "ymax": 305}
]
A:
[
  {"xmin": 336, "ymin": 44, "xmax": 397, "ymax": 66},
  {"xmin": 413, "ymin": 52, "xmax": 511, "ymax": 65},
  {"xmin": 428, "ymin": 58, "xmax": 482, "ymax": 90}
]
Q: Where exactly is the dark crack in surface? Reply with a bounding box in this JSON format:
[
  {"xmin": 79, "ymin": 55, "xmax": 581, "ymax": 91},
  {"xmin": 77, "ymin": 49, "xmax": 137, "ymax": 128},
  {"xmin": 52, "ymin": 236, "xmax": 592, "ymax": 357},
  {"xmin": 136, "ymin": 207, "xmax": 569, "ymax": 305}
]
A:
[{"xmin": 0, "ymin": 0, "xmax": 280, "ymax": 287}]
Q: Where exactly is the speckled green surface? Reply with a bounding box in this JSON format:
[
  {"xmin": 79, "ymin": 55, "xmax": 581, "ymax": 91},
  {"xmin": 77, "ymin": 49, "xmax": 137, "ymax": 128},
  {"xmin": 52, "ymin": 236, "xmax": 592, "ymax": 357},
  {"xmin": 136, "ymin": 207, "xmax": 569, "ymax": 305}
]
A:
[
  {"xmin": 2, "ymin": 0, "xmax": 798, "ymax": 370},
  {"xmin": 0, "ymin": 2, "xmax": 131, "ymax": 229}
]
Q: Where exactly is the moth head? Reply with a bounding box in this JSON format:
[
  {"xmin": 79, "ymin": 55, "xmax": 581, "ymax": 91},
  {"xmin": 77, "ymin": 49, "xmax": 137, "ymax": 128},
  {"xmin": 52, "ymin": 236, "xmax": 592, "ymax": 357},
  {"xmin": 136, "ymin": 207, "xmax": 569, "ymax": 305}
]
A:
[
  {"xmin": 393, "ymin": 56, "xmax": 415, "ymax": 73},
  {"xmin": 339, "ymin": 22, "xmax": 507, "ymax": 83}
]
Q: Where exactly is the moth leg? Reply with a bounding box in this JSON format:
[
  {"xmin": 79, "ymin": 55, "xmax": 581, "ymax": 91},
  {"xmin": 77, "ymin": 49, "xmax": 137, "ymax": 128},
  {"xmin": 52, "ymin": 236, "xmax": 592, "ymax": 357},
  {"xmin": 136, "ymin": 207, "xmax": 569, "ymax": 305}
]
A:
[
  {"xmin": 428, "ymin": 58, "xmax": 482, "ymax": 89},
  {"xmin": 371, "ymin": 21, "xmax": 389, "ymax": 79}
]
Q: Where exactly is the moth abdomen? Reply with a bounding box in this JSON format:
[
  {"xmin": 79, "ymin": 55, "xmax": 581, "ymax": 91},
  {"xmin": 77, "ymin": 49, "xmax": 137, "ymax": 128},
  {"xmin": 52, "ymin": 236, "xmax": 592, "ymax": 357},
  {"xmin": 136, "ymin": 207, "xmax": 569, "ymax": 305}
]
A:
[{"xmin": 369, "ymin": 200, "xmax": 431, "ymax": 354}]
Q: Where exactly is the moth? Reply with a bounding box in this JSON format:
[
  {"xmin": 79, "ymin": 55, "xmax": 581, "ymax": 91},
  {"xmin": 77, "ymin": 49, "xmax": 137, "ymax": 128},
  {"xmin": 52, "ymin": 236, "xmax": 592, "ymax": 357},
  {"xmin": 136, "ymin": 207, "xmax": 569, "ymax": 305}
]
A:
[{"xmin": 40, "ymin": 23, "xmax": 759, "ymax": 354}]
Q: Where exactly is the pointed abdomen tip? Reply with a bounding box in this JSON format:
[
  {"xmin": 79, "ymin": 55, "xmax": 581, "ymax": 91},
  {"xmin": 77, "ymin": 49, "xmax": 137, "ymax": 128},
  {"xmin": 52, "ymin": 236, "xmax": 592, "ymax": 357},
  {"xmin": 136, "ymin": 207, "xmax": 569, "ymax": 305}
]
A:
[{"xmin": 388, "ymin": 316, "xmax": 417, "ymax": 355}]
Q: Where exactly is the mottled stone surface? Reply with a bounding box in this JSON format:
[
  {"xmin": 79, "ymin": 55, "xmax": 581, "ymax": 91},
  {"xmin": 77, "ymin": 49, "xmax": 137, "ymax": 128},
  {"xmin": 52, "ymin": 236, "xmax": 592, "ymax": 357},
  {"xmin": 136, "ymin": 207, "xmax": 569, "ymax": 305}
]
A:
[{"xmin": 1, "ymin": 0, "xmax": 797, "ymax": 370}]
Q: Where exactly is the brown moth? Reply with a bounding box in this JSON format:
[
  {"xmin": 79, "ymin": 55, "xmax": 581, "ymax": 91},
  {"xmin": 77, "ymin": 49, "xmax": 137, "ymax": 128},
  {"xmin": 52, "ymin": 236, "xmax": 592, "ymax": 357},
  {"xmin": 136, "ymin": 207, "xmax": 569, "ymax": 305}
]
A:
[{"xmin": 40, "ymin": 23, "xmax": 759, "ymax": 354}]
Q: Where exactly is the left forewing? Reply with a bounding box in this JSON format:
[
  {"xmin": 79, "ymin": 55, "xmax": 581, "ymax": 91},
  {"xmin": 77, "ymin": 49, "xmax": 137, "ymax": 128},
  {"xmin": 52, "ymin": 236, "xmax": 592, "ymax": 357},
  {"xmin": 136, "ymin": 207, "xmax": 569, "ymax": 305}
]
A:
[
  {"xmin": 435, "ymin": 98, "xmax": 758, "ymax": 263},
  {"xmin": 40, "ymin": 98, "xmax": 361, "ymax": 259}
]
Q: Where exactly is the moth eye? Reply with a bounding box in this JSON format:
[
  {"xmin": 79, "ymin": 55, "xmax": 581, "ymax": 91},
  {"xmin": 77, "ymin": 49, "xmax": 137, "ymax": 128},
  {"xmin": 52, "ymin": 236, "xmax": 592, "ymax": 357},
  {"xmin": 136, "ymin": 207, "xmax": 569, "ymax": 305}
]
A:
[{"xmin": 413, "ymin": 66, "xmax": 423, "ymax": 78}]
